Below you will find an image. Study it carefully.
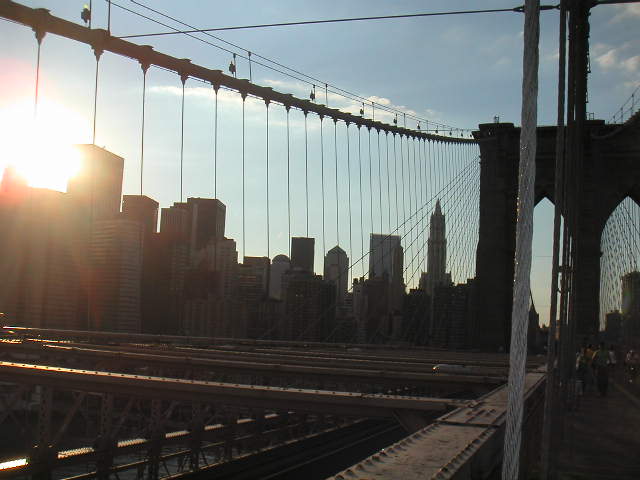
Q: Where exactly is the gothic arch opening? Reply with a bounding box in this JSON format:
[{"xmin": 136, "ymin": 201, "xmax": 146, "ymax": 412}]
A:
[{"xmin": 600, "ymin": 196, "xmax": 640, "ymax": 347}]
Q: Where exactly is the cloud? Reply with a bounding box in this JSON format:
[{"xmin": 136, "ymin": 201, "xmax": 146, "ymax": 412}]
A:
[
  {"xmin": 595, "ymin": 48, "xmax": 640, "ymax": 73},
  {"xmin": 148, "ymin": 78, "xmax": 449, "ymax": 131},
  {"xmin": 610, "ymin": 4, "xmax": 640, "ymax": 23}
]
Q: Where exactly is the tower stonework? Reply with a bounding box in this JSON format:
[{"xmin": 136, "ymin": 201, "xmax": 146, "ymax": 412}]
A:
[{"xmin": 474, "ymin": 117, "xmax": 640, "ymax": 351}]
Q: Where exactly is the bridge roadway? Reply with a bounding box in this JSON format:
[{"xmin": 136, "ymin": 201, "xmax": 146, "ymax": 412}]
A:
[
  {"xmin": 2, "ymin": 327, "xmax": 539, "ymax": 370},
  {"xmin": 0, "ymin": 361, "xmax": 470, "ymax": 419},
  {"xmin": 0, "ymin": 340, "xmax": 506, "ymax": 391}
]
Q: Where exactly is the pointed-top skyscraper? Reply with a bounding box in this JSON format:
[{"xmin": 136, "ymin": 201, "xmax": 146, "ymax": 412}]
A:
[{"xmin": 421, "ymin": 200, "xmax": 451, "ymax": 295}]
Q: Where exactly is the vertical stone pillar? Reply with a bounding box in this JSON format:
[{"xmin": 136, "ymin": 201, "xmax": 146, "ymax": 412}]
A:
[{"xmin": 474, "ymin": 123, "xmax": 520, "ymax": 351}]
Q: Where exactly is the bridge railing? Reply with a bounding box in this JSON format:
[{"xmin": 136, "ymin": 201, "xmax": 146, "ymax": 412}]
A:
[{"xmin": 328, "ymin": 369, "xmax": 546, "ymax": 480}]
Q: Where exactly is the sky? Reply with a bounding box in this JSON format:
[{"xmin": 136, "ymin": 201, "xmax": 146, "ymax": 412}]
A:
[{"xmin": 1, "ymin": 1, "xmax": 639, "ymax": 325}]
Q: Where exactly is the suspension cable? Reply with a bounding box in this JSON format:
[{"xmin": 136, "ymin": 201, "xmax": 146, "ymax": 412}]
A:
[
  {"xmin": 241, "ymin": 93, "xmax": 246, "ymax": 259},
  {"xmin": 334, "ymin": 119, "xmax": 340, "ymax": 246},
  {"xmin": 139, "ymin": 63, "xmax": 148, "ymax": 195},
  {"xmin": 179, "ymin": 75, "xmax": 186, "ymax": 201},
  {"xmin": 213, "ymin": 84, "xmax": 219, "ymax": 197},
  {"xmin": 265, "ymin": 101, "xmax": 270, "ymax": 259},
  {"xmin": 286, "ymin": 107, "xmax": 291, "ymax": 257}
]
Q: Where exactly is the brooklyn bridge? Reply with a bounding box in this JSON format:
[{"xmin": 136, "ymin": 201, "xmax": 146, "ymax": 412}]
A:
[{"xmin": 0, "ymin": 1, "xmax": 639, "ymax": 479}]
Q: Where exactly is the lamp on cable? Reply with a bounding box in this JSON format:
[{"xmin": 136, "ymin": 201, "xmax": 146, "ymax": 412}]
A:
[
  {"xmin": 229, "ymin": 53, "xmax": 237, "ymax": 77},
  {"xmin": 310, "ymin": 85, "xmax": 316, "ymax": 102}
]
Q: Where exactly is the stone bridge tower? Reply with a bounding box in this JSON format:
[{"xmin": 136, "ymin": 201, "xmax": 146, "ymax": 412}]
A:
[{"xmin": 473, "ymin": 115, "xmax": 640, "ymax": 351}]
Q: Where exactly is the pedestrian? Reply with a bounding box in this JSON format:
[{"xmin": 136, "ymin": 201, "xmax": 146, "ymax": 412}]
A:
[
  {"xmin": 608, "ymin": 345, "xmax": 617, "ymax": 371},
  {"xmin": 592, "ymin": 342, "xmax": 610, "ymax": 396}
]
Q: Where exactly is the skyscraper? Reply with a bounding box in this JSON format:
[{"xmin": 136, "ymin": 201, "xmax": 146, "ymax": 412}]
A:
[
  {"xmin": 269, "ymin": 254, "xmax": 291, "ymax": 300},
  {"xmin": 368, "ymin": 234, "xmax": 403, "ymax": 284},
  {"xmin": 67, "ymin": 144, "xmax": 124, "ymax": 221},
  {"xmin": 422, "ymin": 200, "xmax": 451, "ymax": 295},
  {"xmin": 122, "ymin": 195, "xmax": 159, "ymax": 240},
  {"xmin": 622, "ymin": 271, "xmax": 640, "ymax": 341},
  {"xmin": 324, "ymin": 245, "xmax": 349, "ymax": 303},
  {"xmin": 0, "ymin": 186, "xmax": 82, "ymax": 330},
  {"xmin": 88, "ymin": 216, "xmax": 143, "ymax": 332},
  {"xmin": 291, "ymin": 237, "xmax": 315, "ymax": 272}
]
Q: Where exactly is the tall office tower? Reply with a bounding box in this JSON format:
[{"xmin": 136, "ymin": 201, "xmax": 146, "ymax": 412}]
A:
[
  {"xmin": 0, "ymin": 186, "xmax": 82, "ymax": 329},
  {"xmin": 88, "ymin": 216, "xmax": 143, "ymax": 333},
  {"xmin": 186, "ymin": 197, "xmax": 225, "ymax": 253},
  {"xmin": 237, "ymin": 257, "xmax": 270, "ymax": 338},
  {"xmin": 324, "ymin": 246, "xmax": 349, "ymax": 303},
  {"xmin": 67, "ymin": 145, "xmax": 124, "ymax": 221},
  {"xmin": 281, "ymin": 270, "xmax": 335, "ymax": 341},
  {"xmin": 622, "ymin": 271, "xmax": 640, "ymax": 341},
  {"xmin": 160, "ymin": 204, "xmax": 190, "ymax": 242},
  {"xmin": 182, "ymin": 237, "xmax": 239, "ymax": 337},
  {"xmin": 291, "ymin": 237, "xmax": 315, "ymax": 273},
  {"xmin": 122, "ymin": 195, "xmax": 159, "ymax": 333},
  {"xmin": 269, "ymin": 254, "xmax": 291, "ymax": 300},
  {"xmin": 422, "ymin": 200, "xmax": 452, "ymax": 295},
  {"xmin": 122, "ymin": 195, "xmax": 159, "ymax": 239},
  {"xmin": 368, "ymin": 234, "xmax": 403, "ymax": 284}
]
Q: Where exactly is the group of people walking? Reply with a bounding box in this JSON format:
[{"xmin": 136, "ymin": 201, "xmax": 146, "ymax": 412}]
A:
[{"xmin": 576, "ymin": 342, "xmax": 616, "ymax": 397}]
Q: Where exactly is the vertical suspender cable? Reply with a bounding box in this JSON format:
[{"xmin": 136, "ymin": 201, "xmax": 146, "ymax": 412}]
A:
[
  {"xmin": 304, "ymin": 112, "xmax": 309, "ymax": 237},
  {"xmin": 241, "ymin": 94, "xmax": 247, "ymax": 260},
  {"xmin": 33, "ymin": 30, "xmax": 44, "ymax": 119},
  {"xmin": 213, "ymin": 85, "xmax": 219, "ymax": 198},
  {"xmin": 265, "ymin": 101, "xmax": 270, "ymax": 259},
  {"xmin": 347, "ymin": 123, "xmax": 353, "ymax": 282},
  {"xmin": 393, "ymin": 134, "xmax": 399, "ymax": 234},
  {"xmin": 368, "ymin": 127, "xmax": 374, "ymax": 236},
  {"xmin": 179, "ymin": 75, "xmax": 187, "ymax": 202},
  {"xmin": 334, "ymin": 119, "xmax": 340, "ymax": 246},
  {"xmin": 541, "ymin": 4, "xmax": 566, "ymax": 475},
  {"xmin": 139, "ymin": 64, "xmax": 148, "ymax": 195},
  {"xmin": 286, "ymin": 107, "xmax": 291, "ymax": 257},
  {"xmin": 358, "ymin": 126, "xmax": 365, "ymax": 276},
  {"xmin": 320, "ymin": 115, "xmax": 326, "ymax": 256},
  {"xmin": 377, "ymin": 129, "xmax": 383, "ymax": 235},
  {"xmin": 503, "ymin": 1, "xmax": 540, "ymax": 478},
  {"xmin": 91, "ymin": 48, "xmax": 102, "ymax": 145},
  {"xmin": 400, "ymin": 134, "xmax": 406, "ymax": 246},
  {"xmin": 386, "ymin": 133, "xmax": 391, "ymax": 233}
]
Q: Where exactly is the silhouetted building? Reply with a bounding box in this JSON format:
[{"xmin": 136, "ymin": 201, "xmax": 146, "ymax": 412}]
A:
[
  {"xmin": 67, "ymin": 145, "xmax": 124, "ymax": 221},
  {"xmin": 324, "ymin": 245, "xmax": 349, "ymax": 304},
  {"xmin": 420, "ymin": 200, "xmax": 452, "ymax": 295},
  {"xmin": 353, "ymin": 276, "xmax": 392, "ymax": 343},
  {"xmin": 622, "ymin": 271, "xmax": 640, "ymax": 343},
  {"xmin": 369, "ymin": 234, "xmax": 404, "ymax": 314},
  {"xmin": 432, "ymin": 280, "xmax": 475, "ymax": 349},
  {"xmin": 281, "ymin": 270, "xmax": 335, "ymax": 341},
  {"xmin": 291, "ymin": 237, "xmax": 315, "ymax": 273},
  {"xmin": 182, "ymin": 237, "xmax": 238, "ymax": 337},
  {"xmin": 122, "ymin": 195, "xmax": 159, "ymax": 239},
  {"xmin": 403, "ymin": 288, "xmax": 431, "ymax": 345},
  {"xmin": 88, "ymin": 216, "xmax": 142, "ymax": 332},
  {"xmin": 269, "ymin": 254, "xmax": 290, "ymax": 300},
  {"xmin": 605, "ymin": 310, "xmax": 623, "ymax": 345},
  {"xmin": 0, "ymin": 185, "xmax": 82, "ymax": 329}
]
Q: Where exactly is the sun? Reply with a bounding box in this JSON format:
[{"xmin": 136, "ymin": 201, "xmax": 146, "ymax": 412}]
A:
[{"xmin": 0, "ymin": 98, "xmax": 91, "ymax": 192}]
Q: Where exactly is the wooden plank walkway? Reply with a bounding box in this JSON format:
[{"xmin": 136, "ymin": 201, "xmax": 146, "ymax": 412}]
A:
[{"xmin": 557, "ymin": 374, "xmax": 640, "ymax": 480}]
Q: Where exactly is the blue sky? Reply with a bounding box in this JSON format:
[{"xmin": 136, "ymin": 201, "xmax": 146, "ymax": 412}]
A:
[{"xmin": 1, "ymin": 1, "xmax": 639, "ymax": 325}]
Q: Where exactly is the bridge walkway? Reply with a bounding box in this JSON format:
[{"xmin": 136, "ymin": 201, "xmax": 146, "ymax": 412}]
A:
[{"xmin": 557, "ymin": 376, "xmax": 640, "ymax": 480}]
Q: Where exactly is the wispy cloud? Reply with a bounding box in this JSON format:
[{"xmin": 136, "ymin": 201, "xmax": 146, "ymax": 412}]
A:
[
  {"xmin": 609, "ymin": 4, "xmax": 640, "ymax": 23},
  {"xmin": 594, "ymin": 47, "xmax": 640, "ymax": 73}
]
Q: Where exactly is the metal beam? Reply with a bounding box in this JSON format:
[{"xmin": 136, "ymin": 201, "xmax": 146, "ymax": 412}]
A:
[{"xmin": 0, "ymin": 362, "xmax": 468, "ymax": 418}]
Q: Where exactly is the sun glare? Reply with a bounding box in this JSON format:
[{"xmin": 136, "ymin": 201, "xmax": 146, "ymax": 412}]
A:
[{"xmin": 0, "ymin": 98, "xmax": 91, "ymax": 192}]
